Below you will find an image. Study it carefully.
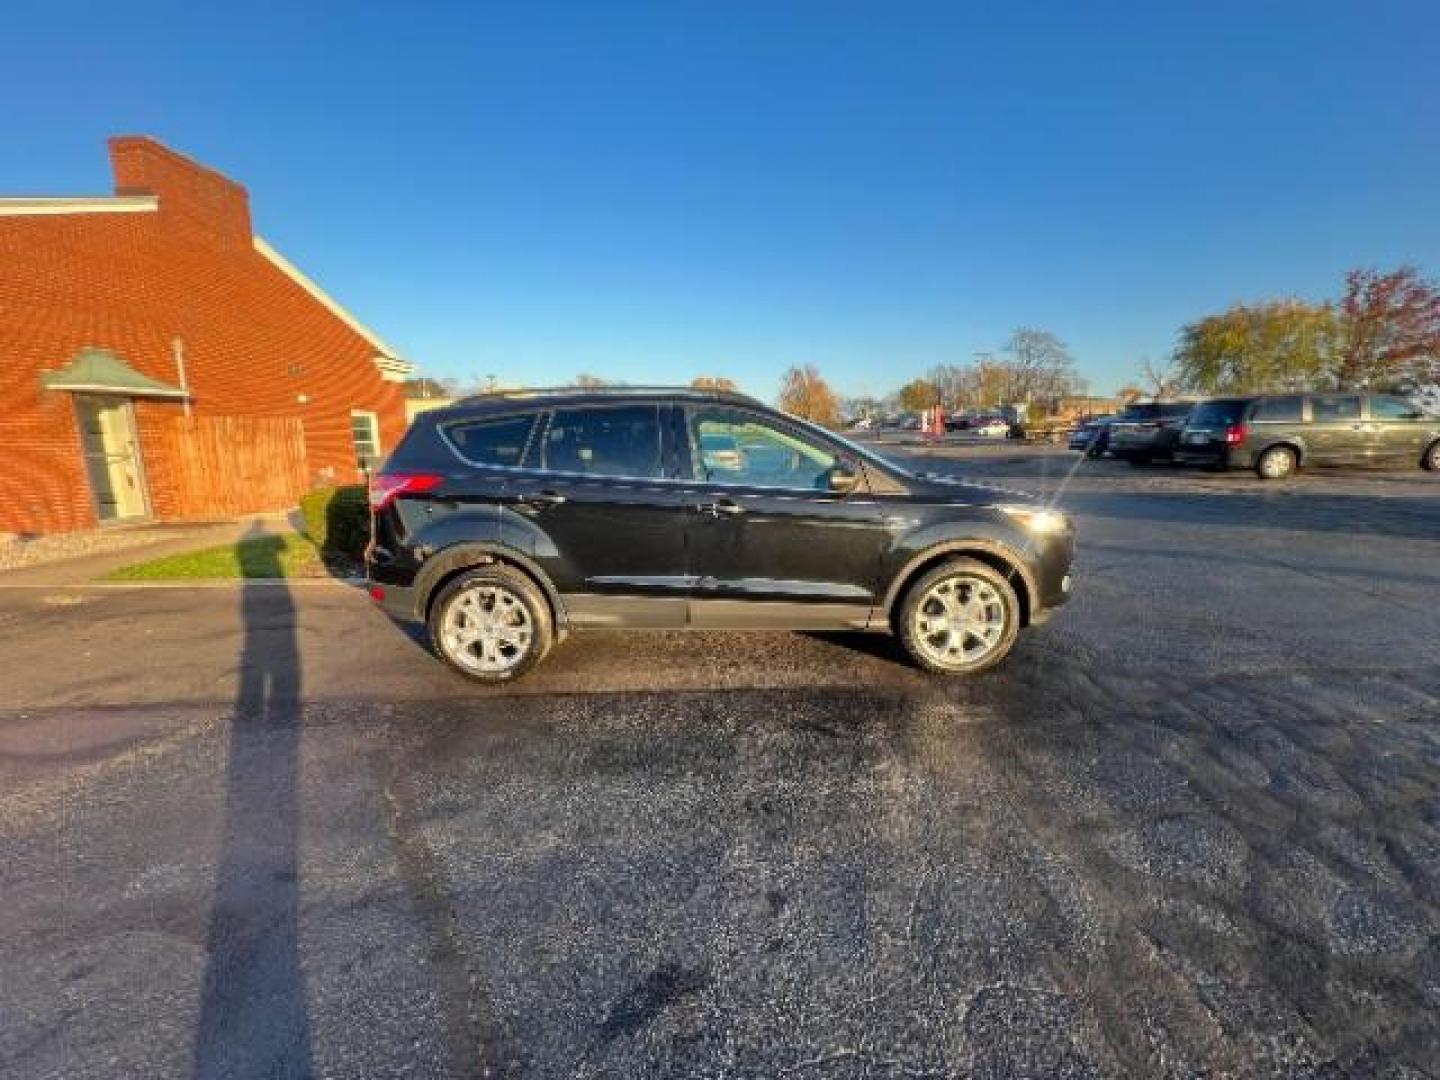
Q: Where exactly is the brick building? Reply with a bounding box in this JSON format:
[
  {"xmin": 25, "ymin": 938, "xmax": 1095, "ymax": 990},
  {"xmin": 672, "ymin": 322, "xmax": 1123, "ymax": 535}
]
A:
[{"xmin": 0, "ymin": 136, "xmax": 412, "ymax": 535}]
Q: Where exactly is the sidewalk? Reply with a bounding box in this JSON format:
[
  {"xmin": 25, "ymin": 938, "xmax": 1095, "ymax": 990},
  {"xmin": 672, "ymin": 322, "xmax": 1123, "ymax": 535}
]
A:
[{"xmin": 0, "ymin": 515, "xmax": 297, "ymax": 589}]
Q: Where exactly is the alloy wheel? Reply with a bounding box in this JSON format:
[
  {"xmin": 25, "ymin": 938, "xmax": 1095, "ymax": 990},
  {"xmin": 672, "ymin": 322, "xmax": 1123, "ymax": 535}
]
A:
[
  {"xmin": 440, "ymin": 583, "xmax": 534, "ymax": 674},
  {"xmin": 910, "ymin": 574, "xmax": 1008, "ymax": 669},
  {"xmin": 1259, "ymin": 447, "xmax": 1295, "ymax": 479}
]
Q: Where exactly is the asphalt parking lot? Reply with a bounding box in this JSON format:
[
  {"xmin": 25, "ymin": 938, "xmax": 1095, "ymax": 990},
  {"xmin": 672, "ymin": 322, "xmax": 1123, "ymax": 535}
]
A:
[{"xmin": 2, "ymin": 447, "xmax": 1437, "ymax": 1078}]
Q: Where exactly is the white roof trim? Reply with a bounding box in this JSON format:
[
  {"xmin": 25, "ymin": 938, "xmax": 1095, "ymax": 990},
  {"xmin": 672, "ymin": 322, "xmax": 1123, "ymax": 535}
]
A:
[
  {"xmin": 0, "ymin": 196, "xmax": 159, "ymax": 216},
  {"xmin": 44, "ymin": 382, "xmax": 191, "ymax": 398},
  {"xmin": 254, "ymin": 236, "xmax": 413, "ymax": 379}
]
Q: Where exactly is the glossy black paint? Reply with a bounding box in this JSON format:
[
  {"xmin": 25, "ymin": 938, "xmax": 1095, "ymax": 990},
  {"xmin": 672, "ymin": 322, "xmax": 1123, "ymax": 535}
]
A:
[{"xmin": 367, "ymin": 388, "xmax": 1074, "ymax": 633}]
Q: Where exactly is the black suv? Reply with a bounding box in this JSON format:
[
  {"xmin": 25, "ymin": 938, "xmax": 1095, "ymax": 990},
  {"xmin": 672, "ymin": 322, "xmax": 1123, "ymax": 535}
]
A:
[
  {"xmin": 1174, "ymin": 392, "xmax": 1440, "ymax": 478},
  {"xmin": 366, "ymin": 387, "xmax": 1075, "ymax": 682}
]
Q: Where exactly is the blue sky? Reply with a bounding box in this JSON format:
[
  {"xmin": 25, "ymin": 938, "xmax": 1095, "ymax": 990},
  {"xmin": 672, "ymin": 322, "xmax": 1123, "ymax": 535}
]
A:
[{"xmin": 3, "ymin": 1, "xmax": 1437, "ymax": 400}]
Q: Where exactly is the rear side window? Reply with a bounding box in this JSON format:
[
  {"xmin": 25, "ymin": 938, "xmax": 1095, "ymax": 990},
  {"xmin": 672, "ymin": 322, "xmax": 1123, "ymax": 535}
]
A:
[
  {"xmin": 1188, "ymin": 400, "xmax": 1249, "ymax": 426},
  {"xmin": 1369, "ymin": 395, "xmax": 1424, "ymax": 420},
  {"xmin": 1119, "ymin": 403, "xmax": 1161, "ymax": 421},
  {"xmin": 1159, "ymin": 403, "xmax": 1195, "ymax": 421},
  {"xmin": 544, "ymin": 405, "xmax": 664, "ymax": 479},
  {"xmin": 444, "ymin": 414, "xmax": 535, "ymax": 466},
  {"xmin": 1253, "ymin": 395, "xmax": 1303, "ymax": 422},
  {"xmin": 1312, "ymin": 395, "xmax": 1361, "ymax": 421}
]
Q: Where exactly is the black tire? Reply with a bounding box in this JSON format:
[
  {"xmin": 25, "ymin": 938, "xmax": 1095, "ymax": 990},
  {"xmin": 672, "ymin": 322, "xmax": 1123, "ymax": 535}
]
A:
[
  {"xmin": 895, "ymin": 557, "xmax": 1021, "ymax": 676},
  {"xmin": 428, "ymin": 564, "xmax": 554, "ymax": 683},
  {"xmin": 1423, "ymin": 440, "xmax": 1440, "ymax": 472},
  {"xmin": 1255, "ymin": 445, "xmax": 1297, "ymax": 480},
  {"xmin": 1127, "ymin": 454, "xmax": 1152, "ymax": 467}
]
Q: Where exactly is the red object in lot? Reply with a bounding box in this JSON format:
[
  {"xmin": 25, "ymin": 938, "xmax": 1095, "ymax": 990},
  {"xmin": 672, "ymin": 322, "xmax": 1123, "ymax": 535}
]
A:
[
  {"xmin": 368, "ymin": 585, "xmax": 386, "ymax": 603},
  {"xmin": 1225, "ymin": 423, "xmax": 1249, "ymax": 445},
  {"xmin": 368, "ymin": 472, "xmax": 442, "ymax": 511}
]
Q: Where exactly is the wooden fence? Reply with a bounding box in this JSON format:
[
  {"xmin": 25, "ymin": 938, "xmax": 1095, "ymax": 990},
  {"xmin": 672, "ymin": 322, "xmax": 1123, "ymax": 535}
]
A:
[{"xmin": 146, "ymin": 415, "xmax": 310, "ymax": 520}]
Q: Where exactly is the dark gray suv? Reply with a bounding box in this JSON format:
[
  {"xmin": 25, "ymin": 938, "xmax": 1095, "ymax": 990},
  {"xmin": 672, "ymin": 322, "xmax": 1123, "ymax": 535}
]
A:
[{"xmin": 1108, "ymin": 401, "xmax": 1197, "ymax": 464}]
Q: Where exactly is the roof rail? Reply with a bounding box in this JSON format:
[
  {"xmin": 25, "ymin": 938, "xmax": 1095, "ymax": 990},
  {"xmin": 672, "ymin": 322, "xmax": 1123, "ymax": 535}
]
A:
[{"xmin": 454, "ymin": 384, "xmax": 762, "ymax": 407}]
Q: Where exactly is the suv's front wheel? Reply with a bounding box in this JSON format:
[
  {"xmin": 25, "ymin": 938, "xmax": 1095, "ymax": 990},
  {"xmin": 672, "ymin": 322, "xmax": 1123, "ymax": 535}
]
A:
[
  {"xmin": 429, "ymin": 565, "xmax": 553, "ymax": 683},
  {"xmin": 896, "ymin": 558, "xmax": 1021, "ymax": 675}
]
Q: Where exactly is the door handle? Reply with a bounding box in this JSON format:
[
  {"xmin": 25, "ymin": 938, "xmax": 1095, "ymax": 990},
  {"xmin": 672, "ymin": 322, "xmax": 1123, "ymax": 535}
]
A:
[
  {"xmin": 524, "ymin": 490, "xmax": 567, "ymax": 508},
  {"xmin": 698, "ymin": 498, "xmax": 744, "ymax": 517}
]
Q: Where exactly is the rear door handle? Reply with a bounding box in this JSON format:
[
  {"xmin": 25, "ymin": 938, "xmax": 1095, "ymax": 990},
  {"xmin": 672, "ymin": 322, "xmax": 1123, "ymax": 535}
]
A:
[
  {"xmin": 698, "ymin": 498, "xmax": 744, "ymax": 517},
  {"xmin": 524, "ymin": 490, "xmax": 567, "ymax": 507}
]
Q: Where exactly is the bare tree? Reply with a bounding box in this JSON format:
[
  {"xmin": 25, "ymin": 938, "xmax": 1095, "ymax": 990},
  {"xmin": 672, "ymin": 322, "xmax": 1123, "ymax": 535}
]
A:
[
  {"xmin": 1136, "ymin": 355, "xmax": 1184, "ymax": 398},
  {"xmin": 1003, "ymin": 328, "xmax": 1081, "ymax": 404}
]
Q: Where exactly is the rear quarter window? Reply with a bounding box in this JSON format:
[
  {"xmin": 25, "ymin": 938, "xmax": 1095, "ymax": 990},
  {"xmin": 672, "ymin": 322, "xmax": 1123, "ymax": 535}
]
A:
[
  {"xmin": 1118, "ymin": 404, "xmax": 1161, "ymax": 422},
  {"xmin": 443, "ymin": 414, "xmax": 536, "ymax": 466},
  {"xmin": 1188, "ymin": 400, "xmax": 1249, "ymax": 426},
  {"xmin": 1252, "ymin": 395, "xmax": 1304, "ymax": 423}
]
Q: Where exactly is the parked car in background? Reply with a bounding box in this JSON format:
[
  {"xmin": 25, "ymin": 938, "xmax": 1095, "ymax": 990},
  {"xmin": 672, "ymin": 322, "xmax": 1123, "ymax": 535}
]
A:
[
  {"xmin": 366, "ymin": 386, "xmax": 1074, "ymax": 682},
  {"xmin": 1175, "ymin": 392, "xmax": 1440, "ymax": 478},
  {"xmin": 1109, "ymin": 401, "xmax": 1196, "ymax": 464},
  {"xmin": 971, "ymin": 417, "xmax": 1010, "ymax": 437},
  {"xmin": 1068, "ymin": 414, "xmax": 1116, "ymax": 457}
]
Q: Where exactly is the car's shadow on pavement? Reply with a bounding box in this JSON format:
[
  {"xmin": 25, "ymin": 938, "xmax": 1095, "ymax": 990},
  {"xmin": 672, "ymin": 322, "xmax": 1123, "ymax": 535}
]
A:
[{"xmin": 192, "ymin": 523, "xmax": 313, "ymax": 1079}]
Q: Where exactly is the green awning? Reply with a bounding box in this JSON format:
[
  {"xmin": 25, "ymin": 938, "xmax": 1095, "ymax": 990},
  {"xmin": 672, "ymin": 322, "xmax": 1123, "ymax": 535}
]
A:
[{"xmin": 40, "ymin": 347, "xmax": 189, "ymax": 398}]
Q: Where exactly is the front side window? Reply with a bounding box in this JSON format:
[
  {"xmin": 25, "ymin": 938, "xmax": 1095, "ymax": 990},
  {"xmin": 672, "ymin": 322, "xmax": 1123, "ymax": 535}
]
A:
[
  {"xmin": 1311, "ymin": 395, "xmax": 1361, "ymax": 422},
  {"xmin": 690, "ymin": 410, "xmax": 837, "ymax": 489},
  {"xmin": 445, "ymin": 414, "xmax": 535, "ymax": 466},
  {"xmin": 350, "ymin": 410, "xmax": 381, "ymax": 470},
  {"xmin": 1369, "ymin": 395, "xmax": 1424, "ymax": 421},
  {"xmin": 543, "ymin": 405, "xmax": 663, "ymax": 478},
  {"xmin": 1253, "ymin": 395, "xmax": 1304, "ymax": 422}
]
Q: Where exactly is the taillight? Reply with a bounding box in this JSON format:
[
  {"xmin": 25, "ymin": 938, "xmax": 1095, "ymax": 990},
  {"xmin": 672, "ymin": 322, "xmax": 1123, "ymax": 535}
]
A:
[
  {"xmin": 369, "ymin": 472, "xmax": 443, "ymax": 511},
  {"xmin": 1224, "ymin": 424, "xmax": 1248, "ymax": 445}
]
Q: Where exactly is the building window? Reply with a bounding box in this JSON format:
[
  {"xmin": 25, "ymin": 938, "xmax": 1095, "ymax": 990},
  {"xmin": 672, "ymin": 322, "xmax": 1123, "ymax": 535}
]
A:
[{"xmin": 350, "ymin": 410, "xmax": 381, "ymax": 470}]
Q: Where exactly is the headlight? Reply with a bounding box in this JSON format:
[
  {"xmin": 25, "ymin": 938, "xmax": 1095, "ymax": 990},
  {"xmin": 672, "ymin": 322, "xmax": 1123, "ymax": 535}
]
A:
[{"xmin": 997, "ymin": 504, "xmax": 1070, "ymax": 535}]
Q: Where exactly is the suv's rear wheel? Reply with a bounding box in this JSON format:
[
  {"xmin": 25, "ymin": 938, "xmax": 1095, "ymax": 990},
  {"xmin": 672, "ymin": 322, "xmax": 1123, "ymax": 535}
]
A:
[
  {"xmin": 1423, "ymin": 440, "xmax": 1440, "ymax": 472},
  {"xmin": 1256, "ymin": 445, "xmax": 1297, "ymax": 480},
  {"xmin": 896, "ymin": 558, "xmax": 1020, "ymax": 675},
  {"xmin": 429, "ymin": 565, "xmax": 553, "ymax": 682}
]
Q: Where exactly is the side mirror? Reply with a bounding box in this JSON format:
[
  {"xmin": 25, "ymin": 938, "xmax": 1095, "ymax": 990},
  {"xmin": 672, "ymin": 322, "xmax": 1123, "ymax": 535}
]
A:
[{"xmin": 828, "ymin": 464, "xmax": 860, "ymax": 494}]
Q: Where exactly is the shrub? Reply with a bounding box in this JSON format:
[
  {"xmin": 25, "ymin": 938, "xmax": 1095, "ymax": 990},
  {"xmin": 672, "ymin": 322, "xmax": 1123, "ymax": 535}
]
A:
[{"xmin": 300, "ymin": 485, "xmax": 369, "ymax": 558}]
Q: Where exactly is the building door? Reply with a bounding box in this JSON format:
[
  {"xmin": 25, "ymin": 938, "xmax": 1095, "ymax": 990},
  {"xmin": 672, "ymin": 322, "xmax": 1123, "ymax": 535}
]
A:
[{"xmin": 75, "ymin": 395, "xmax": 149, "ymax": 521}]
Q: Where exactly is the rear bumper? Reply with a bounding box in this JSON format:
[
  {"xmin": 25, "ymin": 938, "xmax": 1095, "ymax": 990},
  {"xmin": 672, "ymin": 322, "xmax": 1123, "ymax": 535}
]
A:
[{"xmin": 367, "ymin": 581, "xmax": 417, "ymax": 621}]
